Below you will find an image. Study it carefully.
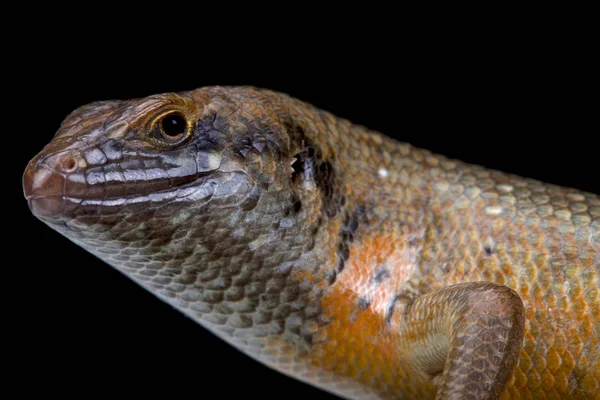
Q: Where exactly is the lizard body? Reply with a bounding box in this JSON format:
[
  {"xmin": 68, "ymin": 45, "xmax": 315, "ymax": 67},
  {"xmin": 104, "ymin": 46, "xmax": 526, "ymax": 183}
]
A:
[{"xmin": 23, "ymin": 87, "xmax": 599, "ymax": 399}]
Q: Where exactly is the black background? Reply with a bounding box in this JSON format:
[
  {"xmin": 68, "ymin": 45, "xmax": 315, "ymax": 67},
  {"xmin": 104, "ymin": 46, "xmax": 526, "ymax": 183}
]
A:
[{"xmin": 13, "ymin": 34, "xmax": 597, "ymax": 399}]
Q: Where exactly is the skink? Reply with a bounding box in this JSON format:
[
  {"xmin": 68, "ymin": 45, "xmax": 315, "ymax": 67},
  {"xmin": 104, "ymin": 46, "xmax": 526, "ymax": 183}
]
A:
[{"xmin": 23, "ymin": 87, "xmax": 599, "ymax": 399}]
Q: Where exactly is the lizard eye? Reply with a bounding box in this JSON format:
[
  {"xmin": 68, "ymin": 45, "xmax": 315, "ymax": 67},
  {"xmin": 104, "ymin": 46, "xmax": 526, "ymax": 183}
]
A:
[{"xmin": 150, "ymin": 111, "xmax": 191, "ymax": 145}]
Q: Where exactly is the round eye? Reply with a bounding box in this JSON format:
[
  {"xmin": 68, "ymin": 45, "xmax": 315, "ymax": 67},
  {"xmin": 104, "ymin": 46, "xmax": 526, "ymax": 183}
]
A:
[{"xmin": 156, "ymin": 112, "xmax": 189, "ymax": 142}]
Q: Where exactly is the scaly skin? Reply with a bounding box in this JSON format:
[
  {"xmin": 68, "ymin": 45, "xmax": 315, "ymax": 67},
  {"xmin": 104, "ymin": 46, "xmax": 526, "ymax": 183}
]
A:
[{"xmin": 23, "ymin": 87, "xmax": 599, "ymax": 399}]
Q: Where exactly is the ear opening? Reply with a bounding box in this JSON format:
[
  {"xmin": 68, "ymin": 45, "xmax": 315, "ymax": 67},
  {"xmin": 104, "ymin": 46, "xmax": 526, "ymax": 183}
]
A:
[{"xmin": 290, "ymin": 146, "xmax": 316, "ymax": 189}]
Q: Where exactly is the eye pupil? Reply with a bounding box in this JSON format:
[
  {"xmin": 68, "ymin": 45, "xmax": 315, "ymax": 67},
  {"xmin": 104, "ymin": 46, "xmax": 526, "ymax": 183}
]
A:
[{"xmin": 160, "ymin": 114, "xmax": 187, "ymax": 138}]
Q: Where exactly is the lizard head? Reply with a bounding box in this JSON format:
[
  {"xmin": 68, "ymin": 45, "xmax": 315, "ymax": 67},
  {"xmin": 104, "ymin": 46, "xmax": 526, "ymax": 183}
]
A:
[
  {"xmin": 24, "ymin": 93, "xmax": 217, "ymax": 219},
  {"xmin": 23, "ymin": 87, "xmax": 338, "ymax": 314}
]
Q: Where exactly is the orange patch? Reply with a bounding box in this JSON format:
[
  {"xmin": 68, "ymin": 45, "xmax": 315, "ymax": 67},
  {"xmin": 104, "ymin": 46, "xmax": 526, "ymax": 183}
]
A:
[{"xmin": 309, "ymin": 232, "xmax": 434, "ymax": 398}]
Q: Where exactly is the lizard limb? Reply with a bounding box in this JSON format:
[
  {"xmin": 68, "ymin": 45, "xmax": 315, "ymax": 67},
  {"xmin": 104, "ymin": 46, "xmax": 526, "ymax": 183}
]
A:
[{"xmin": 393, "ymin": 282, "xmax": 525, "ymax": 400}]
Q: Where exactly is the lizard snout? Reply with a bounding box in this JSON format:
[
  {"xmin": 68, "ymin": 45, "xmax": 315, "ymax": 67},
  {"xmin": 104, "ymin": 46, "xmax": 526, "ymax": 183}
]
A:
[{"xmin": 23, "ymin": 150, "xmax": 83, "ymax": 218}]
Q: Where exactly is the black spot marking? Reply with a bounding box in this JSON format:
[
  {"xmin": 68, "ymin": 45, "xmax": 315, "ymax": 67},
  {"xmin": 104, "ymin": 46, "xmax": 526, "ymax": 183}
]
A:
[
  {"xmin": 385, "ymin": 294, "xmax": 415, "ymax": 325},
  {"xmin": 344, "ymin": 215, "xmax": 359, "ymax": 238},
  {"xmin": 301, "ymin": 330, "xmax": 314, "ymax": 346},
  {"xmin": 358, "ymin": 297, "xmax": 371, "ymax": 311},
  {"xmin": 385, "ymin": 295, "xmax": 400, "ymax": 326},
  {"xmin": 287, "ymin": 128, "xmax": 339, "ymax": 218},
  {"xmin": 336, "ymin": 257, "xmax": 346, "ymax": 274},
  {"xmin": 341, "ymin": 231, "xmax": 353, "ymax": 244},
  {"xmin": 283, "ymin": 204, "xmax": 291, "ymax": 217},
  {"xmin": 336, "ymin": 239, "xmax": 350, "ymax": 273},
  {"xmin": 339, "ymin": 241, "xmax": 350, "ymax": 261},
  {"xmin": 292, "ymin": 195, "xmax": 302, "ymax": 214},
  {"xmin": 484, "ymin": 246, "xmax": 492, "ymax": 255},
  {"xmin": 335, "ymin": 205, "xmax": 368, "ymax": 275},
  {"xmin": 340, "ymin": 206, "xmax": 366, "ymax": 238},
  {"xmin": 373, "ymin": 268, "xmax": 390, "ymax": 284},
  {"xmin": 311, "ymin": 223, "xmax": 319, "ymax": 236},
  {"xmin": 315, "ymin": 160, "xmax": 336, "ymax": 217},
  {"xmin": 285, "ymin": 193, "xmax": 303, "ymax": 218},
  {"xmin": 326, "ymin": 270, "xmax": 337, "ymax": 285}
]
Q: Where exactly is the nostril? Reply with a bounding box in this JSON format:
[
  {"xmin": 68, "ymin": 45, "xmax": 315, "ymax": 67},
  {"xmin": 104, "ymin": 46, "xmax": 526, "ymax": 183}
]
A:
[{"xmin": 62, "ymin": 156, "xmax": 78, "ymax": 173}]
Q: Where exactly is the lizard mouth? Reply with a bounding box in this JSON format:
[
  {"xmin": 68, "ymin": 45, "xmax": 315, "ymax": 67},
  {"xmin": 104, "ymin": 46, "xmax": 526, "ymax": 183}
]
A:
[{"xmin": 23, "ymin": 153, "xmax": 219, "ymax": 218}]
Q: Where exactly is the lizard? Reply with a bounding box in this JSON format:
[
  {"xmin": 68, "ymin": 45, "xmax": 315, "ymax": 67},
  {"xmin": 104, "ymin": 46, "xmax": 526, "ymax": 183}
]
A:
[{"xmin": 23, "ymin": 86, "xmax": 599, "ymax": 399}]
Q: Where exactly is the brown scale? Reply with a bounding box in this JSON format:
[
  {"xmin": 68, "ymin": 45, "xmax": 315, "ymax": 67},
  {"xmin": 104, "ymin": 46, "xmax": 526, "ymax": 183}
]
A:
[{"xmin": 24, "ymin": 87, "xmax": 599, "ymax": 399}]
